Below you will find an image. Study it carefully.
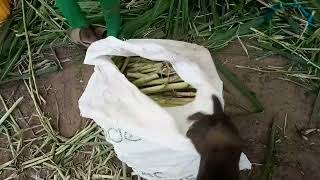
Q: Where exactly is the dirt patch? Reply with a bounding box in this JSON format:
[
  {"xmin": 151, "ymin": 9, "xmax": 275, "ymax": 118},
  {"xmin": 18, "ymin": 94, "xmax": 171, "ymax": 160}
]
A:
[
  {"xmin": 0, "ymin": 42, "xmax": 319, "ymax": 179},
  {"xmin": 215, "ymin": 42, "xmax": 320, "ymax": 180},
  {"xmin": 38, "ymin": 62, "xmax": 93, "ymax": 137}
]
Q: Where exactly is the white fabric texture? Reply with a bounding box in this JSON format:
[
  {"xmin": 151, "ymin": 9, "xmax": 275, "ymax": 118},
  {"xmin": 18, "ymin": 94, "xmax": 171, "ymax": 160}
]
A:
[{"xmin": 79, "ymin": 37, "xmax": 251, "ymax": 180}]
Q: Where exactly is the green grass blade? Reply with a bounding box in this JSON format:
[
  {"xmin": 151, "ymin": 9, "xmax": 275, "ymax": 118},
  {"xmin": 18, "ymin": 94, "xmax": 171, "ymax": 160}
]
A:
[
  {"xmin": 121, "ymin": 0, "xmax": 170, "ymax": 38},
  {"xmin": 208, "ymin": 15, "xmax": 267, "ymax": 49},
  {"xmin": 210, "ymin": 0, "xmax": 221, "ymax": 26},
  {"xmin": 166, "ymin": 0, "xmax": 176, "ymax": 36},
  {"xmin": 214, "ymin": 57, "xmax": 264, "ymax": 113},
  {"xmin": 259, "ymin": 120, "xmax": 277, "ymax": 180},
  {"xmin": 0, "ymin": 43, "xmax": 26, "ymax": 81},
  {"xmin": 0, "ymin": 18, "xmax": 13, "ymax": 54},
  {"xmin": 182, "ymin": 0, "xmax": 189, "ymax": 29},
  {"xmin": 173, "ymin": 0, "xmax": 182, "ymax": 37}
]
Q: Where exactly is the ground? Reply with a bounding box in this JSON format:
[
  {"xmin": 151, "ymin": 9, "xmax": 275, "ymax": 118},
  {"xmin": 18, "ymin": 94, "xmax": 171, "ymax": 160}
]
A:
[
  {"xmin": 217, "ymin": 43, "xmax": 320, "ymax": 180},
  {"xmin": 0, "ymin": 42, "xmax": 319, "ymax": 180}
]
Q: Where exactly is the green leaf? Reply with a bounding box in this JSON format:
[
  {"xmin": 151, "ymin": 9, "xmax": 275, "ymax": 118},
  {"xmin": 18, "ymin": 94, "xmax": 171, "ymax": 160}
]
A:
[
  {"xmin": 121, "ymin": 0, "xmax": 170, "ymax": 38},
  {"xmin": 259, "ymin": 120, "xmax": 277, "ymax": 180},
  {"xmin": 214, "ymin": 57, "xmax": 264, "ymax": 113},
  {"xmin": 0, "ymin": 42, "xmax": 26, "ymax": 82},
  {"xmin": 208, "ymin": 15, "xmax": 267, "ymax": 49}
]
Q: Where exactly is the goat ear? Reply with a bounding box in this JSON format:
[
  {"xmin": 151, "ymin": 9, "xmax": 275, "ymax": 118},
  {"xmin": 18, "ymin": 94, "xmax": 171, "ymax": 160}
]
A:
[
  {"xmin": 188, "ymin": 112, "xmax": 207, "ymax": 121},
  {"xmin": 212, "ymin": 95, "xmax": 223, "ymax": 114}
]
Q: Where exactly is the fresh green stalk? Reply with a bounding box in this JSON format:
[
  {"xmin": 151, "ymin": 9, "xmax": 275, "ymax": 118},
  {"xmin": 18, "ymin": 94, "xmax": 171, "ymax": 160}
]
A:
[
  {"xmin": 140, "ymin": 82, "xmax": 190, "ymax": 94},
  {"xmin": 132, "ymin": 73, "xmax": 159, "ymax": 86}
]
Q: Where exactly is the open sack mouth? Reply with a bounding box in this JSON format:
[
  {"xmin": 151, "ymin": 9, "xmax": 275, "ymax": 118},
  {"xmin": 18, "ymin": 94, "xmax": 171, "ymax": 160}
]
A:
[
  {"xmin": 79, "ymin": 38, "xmax": 251, "ymax": 179},
  {"xmin": 112, "ymin": 56, "xmax": 197, "ymax": 107}
]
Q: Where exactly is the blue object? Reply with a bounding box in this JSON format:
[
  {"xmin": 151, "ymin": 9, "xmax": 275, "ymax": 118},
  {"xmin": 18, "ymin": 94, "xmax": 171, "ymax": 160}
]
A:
[{"xmin": 268, "ymin": 1, "xmax": 315, "ymax": 29}]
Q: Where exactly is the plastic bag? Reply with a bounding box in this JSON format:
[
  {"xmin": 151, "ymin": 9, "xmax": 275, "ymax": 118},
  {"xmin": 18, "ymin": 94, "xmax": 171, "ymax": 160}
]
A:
[{"xmin": 79, "ymin": 37, "xmax": 251, "ymax": 180}]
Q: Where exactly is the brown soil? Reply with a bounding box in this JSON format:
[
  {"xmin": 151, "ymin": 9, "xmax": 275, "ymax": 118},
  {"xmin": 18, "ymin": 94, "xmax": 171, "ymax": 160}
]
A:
[
  {"xmin": 216, "ymin": 42, "xmax": 320, "ymax": 180},
  {"xmin": 0, "ymin": 42, "xmax": 319, "ymax": 179}
]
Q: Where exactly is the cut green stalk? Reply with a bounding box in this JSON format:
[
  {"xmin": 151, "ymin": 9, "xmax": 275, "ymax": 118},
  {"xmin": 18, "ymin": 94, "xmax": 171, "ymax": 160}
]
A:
[
  {"xmin": 3, "ymin": 127, "xmax": 16, "ymax": 158},
  {"xmin": 121, "ymin": 58, "xmax": 130, "ymax": 73},
  {"xmin": 0, "ymin": 97, "xmax": 24, "ymax": 126},
  {"xmin": 126, "ymin": 72, "xmax": 149, "ymax": 79},
  {"xmin": 150, "ymin": 96, "xmax": 194, "ymax": 107},
  {"xmin": 141, "ymin": 67, "xmax": 162, "ymax": 73},
  {"xmin": 0, "ymin": 160, "xmax": 14, "ymax": 171},
  {"xmin": 65, "ymin": 129, "xmax": 102, "ymax": 157},
  {"xmin": 132, "ymin": 74, "xmax": 160, "ymax": 86},
  {"xmin": 162, "ymin": 91, "xmax": 196, "ymax": 97},
  {"xmin": 55, "ymin": 123, "xmax": 97, "ymax": 155},
  {"xmin": 140, "ymin": 84, "xmax": 165, "ymax": 93},
  {"xmin": 0, "ymin": 94, "xmax": 20, "ymax": 132},
  {"xmin": 22, "ymin": 0, "xmax": 41, "ymax": 104},
  {"xmin": 22, "ymin": 155, "xmax": 53, "ymax": 169},
  {"xmin": 43, "ymin": 162, "xmax": 68, "ymax": 180},
  {"xmin": 32, "ymin": 136, "xmax": 52, "ymax": 157},
  {"xmin": 141, "ymin": 82, "xmax": 190, "ymax": 94},
  {"xmin": 127, "ymin": 63, "xmax": 163, "ymax": 73},
  {"xmin": 143, "ymin": 75, "xmax": 182, "ymax": 86}
]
